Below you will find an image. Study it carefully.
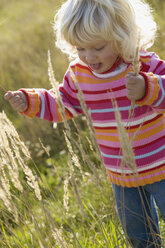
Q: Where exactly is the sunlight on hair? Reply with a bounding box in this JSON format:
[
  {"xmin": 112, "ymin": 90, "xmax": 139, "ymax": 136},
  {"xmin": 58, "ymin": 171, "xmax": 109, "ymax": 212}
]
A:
[{"xmin": 54, "ymin": 0, "xmax": 157, "ymax": 62}]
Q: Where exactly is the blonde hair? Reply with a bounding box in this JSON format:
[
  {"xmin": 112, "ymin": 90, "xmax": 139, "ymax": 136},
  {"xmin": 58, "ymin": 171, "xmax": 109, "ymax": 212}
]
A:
[{"xmin": 54, "ymin": 0, "xmax": 157, "ymax": 62}]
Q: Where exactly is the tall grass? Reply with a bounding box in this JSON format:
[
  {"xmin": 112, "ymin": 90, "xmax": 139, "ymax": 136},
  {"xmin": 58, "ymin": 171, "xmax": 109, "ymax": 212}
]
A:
[
  {"xmin": 0, "ymin": 0, "xmax": 165, "ymax": 247},
  {"xmin": 0, "ymin": 109, "xmax": 128, "ymax": 247}
]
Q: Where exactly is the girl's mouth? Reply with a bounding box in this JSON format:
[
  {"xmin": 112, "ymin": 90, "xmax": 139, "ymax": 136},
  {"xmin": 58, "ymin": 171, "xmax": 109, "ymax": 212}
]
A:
[{"xmin": 89, "ymin": 63, "xmax": 102, "ymax": 71}]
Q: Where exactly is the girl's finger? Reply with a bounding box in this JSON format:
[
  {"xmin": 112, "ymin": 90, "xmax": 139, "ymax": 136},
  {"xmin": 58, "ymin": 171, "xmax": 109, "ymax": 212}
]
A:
[
  {"xmin": 14, "ymin": 103, "xmax": 27, "ymax": 112},
  {"xmin": 4, "ymin": 91, "xmax": 13, "ymax": 100},
  {"xmin": 9, "ymin": 95, "xmax": 22, "ymax": 105}
]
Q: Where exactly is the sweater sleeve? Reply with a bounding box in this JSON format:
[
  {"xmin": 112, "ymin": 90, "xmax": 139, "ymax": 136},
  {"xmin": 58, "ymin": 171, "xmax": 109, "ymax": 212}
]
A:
[
  {"xmin": 136, "ymin": 52, "xmax": 165, "ymax": 113},
  {"xmin": 19, "ymin": 69, "xmax": 81, "ymax": 122}
]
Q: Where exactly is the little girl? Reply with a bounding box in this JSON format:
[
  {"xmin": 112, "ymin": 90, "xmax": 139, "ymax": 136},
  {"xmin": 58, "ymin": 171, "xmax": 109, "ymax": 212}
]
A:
[{"xmin": 4, "ymin": 0, "xmax": 165, "ymax": 247}]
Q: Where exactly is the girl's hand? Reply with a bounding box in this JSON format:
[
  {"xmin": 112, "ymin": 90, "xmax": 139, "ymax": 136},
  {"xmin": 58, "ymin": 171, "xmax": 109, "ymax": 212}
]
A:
[
  {"xmin": 4, "ymin": 91, "xmax": 28, "ymax": 112},
  {"xmin": 126, "ymin": 72, "xmax": 146, "ymax": 101}
]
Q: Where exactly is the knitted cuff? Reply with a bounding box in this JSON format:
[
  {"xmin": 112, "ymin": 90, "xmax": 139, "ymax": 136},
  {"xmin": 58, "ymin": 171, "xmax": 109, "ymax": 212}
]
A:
[{"xmin": 19, "ymin": 89, "xmax": 41, "ymax": 118}]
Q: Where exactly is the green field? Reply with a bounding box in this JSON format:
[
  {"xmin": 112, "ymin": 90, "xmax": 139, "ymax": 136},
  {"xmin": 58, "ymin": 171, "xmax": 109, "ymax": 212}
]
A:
[{"xmin": 0, "ymin": 0, "xmax": 165, "ymax": 247}]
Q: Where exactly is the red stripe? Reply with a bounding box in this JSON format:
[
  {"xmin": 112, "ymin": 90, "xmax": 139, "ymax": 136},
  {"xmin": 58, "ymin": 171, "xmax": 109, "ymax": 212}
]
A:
[
  {"xmin": 60, "ymin": 87, "xmax": 127, "ymax": 104},
  {"xmin": 95, "ymin": 114, "xmax": 162, "ymax": 131},
  {"xmin": 100, "ymin": 58, "xmax": 123, "ymax": 74},
  {"xmin": 159, "ymin": 68, "xmax": 165, "ymax": 75},
  {"xmin": 140, "ymin": 63, "xmax": 150, "ymax": 72},
  {"xmin": 19, "ymin": 89, "xmax": 30, "ymax": 112},
  {"xmin": 153, "ymin": 61, "xmax": 164, "ymax": 73},
  {"xmin": 109, "ymin": 163, "xmax": 165, "ymax": 176},
  {"xmin": 45, "ymin": 91, "xmax": 53, "ymax": 122},
  {"xmin": 86, "ymin": 96, "xmax": 127, "ymax": 104},
  {"xmin": 64, "ymin": 76, "xmax": 77, "ymax": 93},
  {"xmin": 138, "ymin": 163, "xmax": 165, "ymax": 174},
  {"xmin": 80, "ymin": 85, "xmax": 125, "ymax": 95},
  {"xmin": 99, "ymin": 144, "xmax": 119, "ymax": 151},
  {"xmin": 140, "ymin": 55, "xmax": 151, "ymax": 59},
  {"xmin": 71, "ymin": 63, "xmax": 90, "ymax": 72},
  {"xmin": 98, "ymin": 130, "xmax": 165, "ymax": 151},
  {"xmin": 60, "ymin": 88, "xmax": 79, "ymax": 103},
  {"xmin": 65, "ymin": 108, "xmax": 74, "ymax": 118},
  {"xmin": 66, "ymin": 73, "xmax": 126, "ymax": 94},
  {"xmin": 134, "ymin": 135, "xmax": 165, "ymax": 150}
]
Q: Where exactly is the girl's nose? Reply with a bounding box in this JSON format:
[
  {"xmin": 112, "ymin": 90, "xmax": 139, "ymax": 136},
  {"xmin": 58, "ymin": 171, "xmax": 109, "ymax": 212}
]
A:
[{"xmin": 85, "ymin": 51, "xmax": 97, "ymax": 62}]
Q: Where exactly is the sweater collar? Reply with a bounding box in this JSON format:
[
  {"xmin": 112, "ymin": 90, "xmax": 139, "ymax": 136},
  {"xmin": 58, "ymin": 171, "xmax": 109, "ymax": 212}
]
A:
[{"xmin": 91, "ymin": 58, "xmax": 128, "ymax": 78}]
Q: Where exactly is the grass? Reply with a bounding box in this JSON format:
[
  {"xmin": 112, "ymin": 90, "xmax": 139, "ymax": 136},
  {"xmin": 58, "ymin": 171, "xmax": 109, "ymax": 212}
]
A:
[{"xmin": 0, "ymin": 0, "xmax": 165, "ymax": 247}]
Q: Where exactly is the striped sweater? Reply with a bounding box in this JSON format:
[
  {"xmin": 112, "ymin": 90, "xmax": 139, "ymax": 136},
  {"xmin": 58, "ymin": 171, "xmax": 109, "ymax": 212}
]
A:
[{"xmin": 21, "ymin": 51, "xmax": 165, "ymax": 187}]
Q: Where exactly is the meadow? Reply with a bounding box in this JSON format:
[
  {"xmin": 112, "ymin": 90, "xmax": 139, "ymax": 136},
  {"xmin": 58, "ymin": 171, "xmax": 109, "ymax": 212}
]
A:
[{"xmin": 0, "ymin": 0, "xmax": 165, "ymax": 247}]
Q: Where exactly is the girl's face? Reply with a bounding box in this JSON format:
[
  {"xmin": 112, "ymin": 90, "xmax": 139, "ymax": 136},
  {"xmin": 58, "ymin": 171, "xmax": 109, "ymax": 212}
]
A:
[{"xmin": 76, "ymin": 41, "xmax": 119, "ymax": 73}]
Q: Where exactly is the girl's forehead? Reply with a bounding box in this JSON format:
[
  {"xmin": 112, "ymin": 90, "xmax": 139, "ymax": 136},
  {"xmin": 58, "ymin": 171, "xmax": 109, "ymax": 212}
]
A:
[{"xmin": 75, "ymin": 40, "xmax": 108, "ymax": 48}]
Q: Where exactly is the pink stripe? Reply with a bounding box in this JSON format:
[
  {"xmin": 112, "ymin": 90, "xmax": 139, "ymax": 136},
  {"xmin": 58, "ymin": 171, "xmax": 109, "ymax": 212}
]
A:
[
  {"xmin": 97, "ymin": 130, "xmax": 165, "ymax": 148},
  {"xmin": 49, "ymin": 97, "xmax": 58, "ymax": 122},
  {"xmin": 96, "ymin": 117, "xmax": 165, "ymax": 137},
  {"xmin": 82, "ymin": 89, "xmax": 126, "ymax": 101},
  {"xmin": 138, "ymin": 157, "xmax": 165, "ymax": 168},
  {"xmin": 97, "ymin": 139, "xmax": 120, "ymax": 147},
  {"xmin": 93, "ymin": 109, "xmax": 155, "ymax": 124},
  {"xmin": 71, "ymin": 73, "xmax": 126, "ymax": 91},
  {"xmin": 133, "ymin": 129, "xmax": 165, "ymax": 147}
]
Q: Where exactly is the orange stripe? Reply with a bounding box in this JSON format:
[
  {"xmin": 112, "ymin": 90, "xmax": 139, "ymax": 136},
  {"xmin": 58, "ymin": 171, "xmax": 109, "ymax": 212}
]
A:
[
  {"xmin": 24, "ymin": 92, "xmax": 40, "ymax": 118},
  {"xmin": 24, "ymin": 95, "xmax": 34, "ymax": 117},
  {"xmin": 96, "ymin": 134, "xmax": 120, "ymax": 142},
  {"xmin": 96, "ymin": 120, "xmax": 165, "ymax": 142},
  {"xmin": 138, "ymin": 73, "xmax": 160, "ymax": 106},
  {"xmin": 107, "ymin": 164, "xmax": 165, "ymax": 187},
  {"xmin": 56, "ymin": 105, "xmax": 72, "ymax": 122},
  {"xmin": 145, "ymin": 74, "xmax": 160, "ymax": 105},
  {"xmin": 131, "ymin": 122, "xmax": 165, "ymax": 141},
  {"xmin": 95, "ymin": 115, "xmax": 164, "ymax": 134},
  {"xmin": 140, "ymin": 57, "xmax": 150, "ymax": 63},
  {"xmin": 71, "ymin": 66, "xmax": 133, "ymax": 84}
]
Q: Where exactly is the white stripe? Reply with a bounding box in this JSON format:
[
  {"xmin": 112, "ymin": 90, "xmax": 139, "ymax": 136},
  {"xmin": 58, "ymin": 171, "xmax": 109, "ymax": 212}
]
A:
[
  {"xmin": 92, "ymin": 64, "xmax": 128, "ymax": 79},
  {"xmin": 77, "ymin": 59, "xmax": 128, "ymax": 78},
  {"xmin": 140, "ymin": 51, "xmax": 153, "ymax": 57},
  {"xmin": 65, "ymin": 105, "xmax": 78, "ymax": 116},
  {"xmin": 105, "ymin": 159, "xmax": 165, "ymax": 174},
  {"xmin": 93, "ymin": 112, "xmax": 158, "ymax": 128}
]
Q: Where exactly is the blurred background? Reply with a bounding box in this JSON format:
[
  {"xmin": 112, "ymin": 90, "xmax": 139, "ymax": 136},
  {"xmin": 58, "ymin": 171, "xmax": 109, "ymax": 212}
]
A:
[{"xmin": 0, "ymin": 0, "xmax": 165, "ymax": 158}]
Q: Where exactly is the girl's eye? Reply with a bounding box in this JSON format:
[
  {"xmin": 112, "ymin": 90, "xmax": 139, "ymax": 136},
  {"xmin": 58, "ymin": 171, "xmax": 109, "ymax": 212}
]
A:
[
  {"xmin": 95, "ymin": 46, "xmax": 105, "ymax": 51},
  {"xmin": 76, "ymin": 47, "xmax": 85, "ymax": 51}
]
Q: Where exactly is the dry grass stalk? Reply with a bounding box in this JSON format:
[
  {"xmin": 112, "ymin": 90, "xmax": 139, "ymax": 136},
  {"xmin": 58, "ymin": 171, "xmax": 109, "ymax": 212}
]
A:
[
  {"xmin": 112, "ymin": 99, "xmax": 137, "ymax": 175},
  {"xmin": 52, "ymin": 227, "xmax": 68, "ymax": 248},
  {"xmin": 0, "ymin": 112, "xmax": 42, "ymax": 201},
  {"xmin": 0, "ymin": 170, "xmax": 19, "ymax": 221},
  {"xmin": 67, "ymin": 154, "xmax": 84, "ymax": 215},
  {"xmin": 38, "ymin": 241, "xmax": 45, "ymax": 248},
  {"xmin": 128, "ymin": 32, "xmax": 141, "ymax": 121},
  {"xmin": 22, "ymin": 162, "xmax": 42, "ymax": 201},
  {"xmin": 48, "ymin": 50, "xmax": 71, "ymax": 140},
  {"xmin": 63, "ymin": 176, "xmax": 69, "ymax": 214},
  {"xmin": 70, "ymin": 69, "xmax": 105, "ymax": 172},
  {"xmin": 75, "ymin": 131, "xmax": 103, "ymax": 186},
  {"xmin": 0, "ymin": 130, "xmax": 23, "ymax": 192},
  {"xmin": 38, "ymin": 138, "xmax": 50, "ymax": 157},
  {"xmin": 71, "ymin": 119, "xmax": 103, "ymax": 185},
  {"xmin": 86, "ymin": 136, "xmax": 95, "ymax": 152},
  {"xmin": 64, "ymin": 131, "xmax": 84, "ymax": 178},
  {"xmin": 2, "ymin": 112, "xmax": 31, "ymax": 158},
  {"xmin": 48, "ymin": 51, "xmax": 85, "ymax": 179}
]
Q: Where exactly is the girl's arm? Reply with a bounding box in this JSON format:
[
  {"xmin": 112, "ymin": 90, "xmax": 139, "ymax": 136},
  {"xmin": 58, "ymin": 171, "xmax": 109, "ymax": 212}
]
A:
[
  {"xmin": 4, "ymin": 70, "xmax": 81, "ymax": 122},
  {"xmin": 127, "ymin": 52, "xmax": 165, "ymax": 113}
]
